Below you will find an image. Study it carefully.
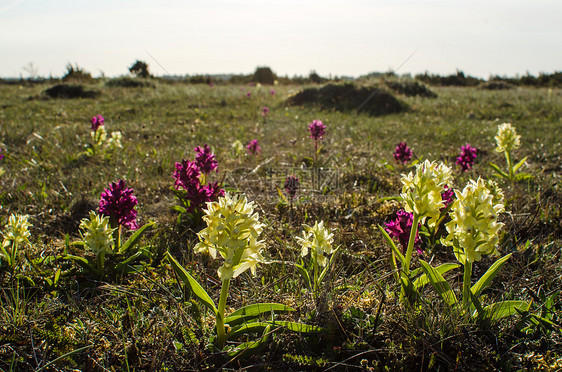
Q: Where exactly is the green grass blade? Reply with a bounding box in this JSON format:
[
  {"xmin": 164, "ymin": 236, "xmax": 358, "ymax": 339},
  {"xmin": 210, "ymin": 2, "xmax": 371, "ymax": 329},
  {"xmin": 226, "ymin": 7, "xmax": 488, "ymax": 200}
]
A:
[
  {"xmin": 484, "ymin": 300, "xmax": 530, "ymax": 321},
  {"xmin": 419, "ymin": 260, "xmax": 458, "ymax": 307},
  {"xmin": 166, "ymin": 251, "xmax": 217, "ymax": 314},
  {"xmin": 471, "ymin": 253, "xmax": 511, "ymax": 299}
]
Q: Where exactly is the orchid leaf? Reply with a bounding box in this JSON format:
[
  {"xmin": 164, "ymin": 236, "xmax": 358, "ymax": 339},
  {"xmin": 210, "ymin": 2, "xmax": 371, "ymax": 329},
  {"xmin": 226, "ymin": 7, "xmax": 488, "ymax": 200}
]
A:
[
  {"xmin": 166, "ymin": 252, "xmax": 217, "ymax": 315},
  {"xmin": 419, "ymin": 260, "xmax": 458, "ymax": 307},
  {"xmin": 471, "ymin": 253, "xmax": 511, "ymax": 299},
  {"xmin": 225, "ymin": 303, "xmax": 294, "ymax": 326},
  {"xmin": 118, "ymin": 221, "xmax": 155, "ymax": 254},
  {"xmin": 483, "ymin": 300, "xmax": 530, "ymax": 321},
  {"xmin": 489, "ymin": 162, "xmax": 508, "ymax": 178},
  {"xmin": 513, "ymin": 156, "xmax": 528, "ymax": 172},
  {"xmin": 414, "ymin": 263, "xmax": 460, "ymax": 291},
  {"xmin": 228, "ymin": 325, "xmax": 271, "ymax": 358},
  {"xmin": 378, "ymin": 225, "xmax": 404, "ymax": 265}
]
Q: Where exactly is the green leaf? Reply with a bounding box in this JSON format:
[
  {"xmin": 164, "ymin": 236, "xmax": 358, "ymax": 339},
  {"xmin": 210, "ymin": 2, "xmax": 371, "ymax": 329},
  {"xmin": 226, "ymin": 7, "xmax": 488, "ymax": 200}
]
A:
[
  {"xmin": 295, "ymin": 263, "xmax": 312, "ymax": 292},
  {"xmin": 318, "ymin": 247, "xmax": 339, "ymax": 284},
  {"xmin": 471, "ymin": 253, "xmax": 511, "ymax": 299},
  {"xmin": 269, "ymin": 320, "xmax": 324, "ymax": 333},
  {"xmin": 170, "ymin": 205, "xmax": 187, "ymax": 214},
  {"xmin": 484, "ymin": 300, "xmax": 530, "ymax": 321},
  {"xmin": 228, "ymin": 321, "xmax": 271, "ymax": 339},
  {"xmin": 513, "ymin": 156, "xmax": 527, "ymax": 172},
  {"xmin": 64, "ymin": 254, "xmax": 99, "ymax": 275},
  {"xmin": 419, "ymin": 260, "xmax": 458, "ymax": 307},
  {"xmin": 413, "ymin": 263, "xmax": 460, "ymax": 291},
  {"xmin": 113, "ymin": 251, "xmax": 145, "ymax": 273},
  {"xmin": 276, "ymin": 187, "xmax": 288, "ymax": 204},
  {"xmin": 225, "ymin": 303, "xmax": 295, "ymax": 326},
  {"xmin": 228, "ymin": 325, "xmax": 271, "ymax": 358},
  {"xmin": 515, "ymin": 173, "xmax": 533, "ymax": 181},
  {"xmin": 166, "ymin": 252, "xmax": 217, "ymax": 314},
  {"xmin": 377, "ymin": 225, "xmax": 404, "ymax": 265},
  {"xmin": 489, "ymin": 162, "xmax": 508, "ymax": 178},
  {"xmin": 118, "ymin": 222, "xmax": 155, "ymax": 254}
]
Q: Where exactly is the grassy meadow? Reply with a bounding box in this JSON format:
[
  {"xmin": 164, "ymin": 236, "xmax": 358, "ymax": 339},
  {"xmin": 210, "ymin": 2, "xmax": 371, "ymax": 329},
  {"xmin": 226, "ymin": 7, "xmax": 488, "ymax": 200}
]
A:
[{"xmin": 0, "ymin": 78, "xmax": 561, "ymax": 371}]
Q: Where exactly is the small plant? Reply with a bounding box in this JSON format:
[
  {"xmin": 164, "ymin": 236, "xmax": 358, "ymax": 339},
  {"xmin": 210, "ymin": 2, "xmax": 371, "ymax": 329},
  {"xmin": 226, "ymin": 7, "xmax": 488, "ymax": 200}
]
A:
[
  {"xmin": 456, "ymin": 144, "xmax": 477, "ymax": 172},
  {"xmin": 171, "ymin": 144, "xmax": 224, "ymax": 225},
  {"xmin": 167, "ymin": 193, "xmax": 321, "ymax": 354},
  {"xmin": 0, "ymin": 214, "xmax": 31, "ymax": 274},
  {"xmin": 308, "ymin": 119, "xmax": 326, "ymax": 165},
  {"xmin": 66, "ymin": 180, "xmax": 154, "ymax": 278},
  {"xmin": 283, "ymin": 175, "xmax": 300, "ymax": 207},
  {"xmin": 489, "ymin": 123, "xmax": 531, "ymax": 180},
  {"xmin": 86, "ymin": 114, "xmax": 123, "ymax": 157},
  {"xmin": 421, "ymin": 178, "xmax": 530, "ymax": 320},
  {"xmin": 378, "ymin": 160, "xmax": 454, "ymax": 301},
  {"xmin": 295, "ymin": 221, "xmax": 339, "ymax": 302},
  {"xmin": 261, "ymin": 106, "xmax": 269, "ymax": 118},
  {"xmin": 393, "ymin": 141, "xmax": 413, "ymax": 165},
  {"xmin": 246, "ymin": 139, "xmax": 261, "ymax": 155}
]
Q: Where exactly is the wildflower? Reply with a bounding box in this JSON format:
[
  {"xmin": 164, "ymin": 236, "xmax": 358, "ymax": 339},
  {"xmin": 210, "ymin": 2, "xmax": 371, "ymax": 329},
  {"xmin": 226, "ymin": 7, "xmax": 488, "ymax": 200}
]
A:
[
  {"xmin": 2, "ymin": 214, "xmax": 31, "ymax": 245},
  {"xmin": 105, "ymin": 131, "xmax": 123, "ymax": 151},
  {"xmin": 91, "ymin": 114, "xmax": 104, "ymax": 131},
  {"xmin": 495, "ymin": 123, "xmax": 521, "ymax": 153},
  {"xmin": 393, "ymin": 142, "xmax": 412, "ymax": 164},
  {"xmin": 261, "ymin": 106, "xmax": 270, "ymax": 117},
  {"xmin": 384, "ymin": 210, "xmax": 421, "ymax": 254},
  {"xmin": 441, "ymin": 185, "xmax": 455, "ymax": 209},
  {"xmin": 246, "ymin": 92, "xmax": 251, "ymax": 98},
  {"xmin": 247, "ymin": 139, "xmax": 261, "ymax": 155},
  {"xmin": 485, "ymin": 179, "xmax": 505, "ymax": 206},
  {"xmin": 79, "ymin": 211, "xmax": 115, "ymax": 255},
  {"xmin": 296, "ymin": 221, "xmax": 335, "ymax": 267},
  {"xmin": 194, "ymin": 144, "xmax": 218, "ymax": 174},
  {"xmin": 456, "ymin": 144, "xmax": 477, "ymax": 172},
  {"xmin": 0, "ymin": 149, "xmax": 3, "ymax": 162},
  {"xmin": 270, "ymin": 89, "xmax": 275, "ymax": 95},
  {"xmin": 195, "ymin": 193, "xmax": 266, "ymax": 280},
  {"xmin": 99, "ymin": 179, "xmax": 139, "ymax": 230},
  {"xmin": 91, "ymin": 125, "xmax": 107, "ymax": 144},
  {"xmin": 442, "ymin": 178, "xmax": 505, "ymax": 264},
  {"xmin": 308, "ymin": 120, "xmax": 326, "ymax": 141},
  {"xmin": 284, "ymin": 175, "xmax": 300, "ymax": 199},
  {"xmin": 400, "ymin": 160, "xmax": 453, "ymax": 227},
  {"xmin": 231, "ymin": 140, "xmax": 245, "ymax": 157},
  {"xmin": 173, "ymin": 160, "xmax": 201, "ymax": 191}
]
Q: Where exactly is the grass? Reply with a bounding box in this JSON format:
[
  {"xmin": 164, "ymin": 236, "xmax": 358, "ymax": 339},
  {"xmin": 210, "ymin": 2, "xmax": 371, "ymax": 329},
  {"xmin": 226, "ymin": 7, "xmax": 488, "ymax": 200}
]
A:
[{"xmin": 0, "ymin": 79, "xmax": 561, "ymax": 370}]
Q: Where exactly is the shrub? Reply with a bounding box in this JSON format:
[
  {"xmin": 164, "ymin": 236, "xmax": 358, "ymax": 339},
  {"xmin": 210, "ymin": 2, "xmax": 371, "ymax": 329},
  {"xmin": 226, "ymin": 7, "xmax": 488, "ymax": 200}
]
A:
[{"xmin": 253, "ymin": 66, "xmax": 276, "ymax": 84}]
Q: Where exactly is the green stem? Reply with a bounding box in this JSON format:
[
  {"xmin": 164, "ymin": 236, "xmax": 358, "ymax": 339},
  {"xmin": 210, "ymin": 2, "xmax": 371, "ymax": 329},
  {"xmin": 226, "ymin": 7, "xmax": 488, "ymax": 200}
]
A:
[
  {"xmin": 403, "ymin": 213, "xmax": 420, "ymax": 275},
  {"xmin": 505, "ymin": 150, "xmax": 514, "ymax": 180},
  {"xmin": 313, "ymin": 254, "xmax": 319, "ymax": 296},
  {"xmin": 10, "ymin": 241, "xmax": 18, "ymax": 268},
  {"xmin": 97, "ymin": 251, "xmax": 105, "ymax": 279},
  {"xmin": 216, "ymin": 278, "xmax": 231, "ymax": 350},
  {"xmin": 462, "ymin": 260, "xmax": 472, "ymax": 308}
]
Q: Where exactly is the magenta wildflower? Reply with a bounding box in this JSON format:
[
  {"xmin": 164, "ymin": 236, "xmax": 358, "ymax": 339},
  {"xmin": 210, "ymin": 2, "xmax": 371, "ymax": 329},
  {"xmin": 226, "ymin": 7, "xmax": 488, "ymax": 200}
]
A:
[
  {"xmin": 91, "ymin": 114, "xmax": 105, "ymax": 131},
  {"xmin": 384, "ymin": 210, "xmax": 422, "ymax": 254},
  {"xmin": 284, "ymin": 176, "xmax": 300, "ymax": 199},
  {"xmin": 173, "ymin": 160, "xmax": 201, "ymax": 191},
  {"xmin": 308, "ymin": 120, "xmax": 326, "ymax": 141},
  {"xmin": 204, "ymin": 182, "xmax": 225, "ymax": 200},
  {"xmin": 261, "ymin": 106, "xmax": 270, "ymax": 117},
  {"xmin": 441, "ymin": 185, "xmax": 455, "ymax": 211},
  {"xmin": 194, "ymin": 144, "xmax": 218, "ymax": 174},
  {"xmin": 456, "ymin": 144, "xmax": 477, "ymax": 172},
  {"xmin": 270, "ymin": 89, "xmax": 275, "ymax": 95},
  {"xmin": 99, "ymin": 180, "xmax": 139, "ymax": 230},
  {"xmin": 246, "ymin": 92, "xmax": 252, "ymax": 98},
  {"xmin": 247, "ymin": 139, "xmax": 261, "ymax": 155},
  {"xmin": 393, "ymin": 142, "xmax": 412, "ymax": 164},
  {"xmin": 0, "ymin": 149, "xmax": 3, "ymax": 162}
]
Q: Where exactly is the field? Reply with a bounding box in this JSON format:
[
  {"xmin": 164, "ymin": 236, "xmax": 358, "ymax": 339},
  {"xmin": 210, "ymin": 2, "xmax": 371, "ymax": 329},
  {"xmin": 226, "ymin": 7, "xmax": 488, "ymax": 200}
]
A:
[{"xmin": 0, "ymin": 78, "xmax": 561, "ymax": 371}]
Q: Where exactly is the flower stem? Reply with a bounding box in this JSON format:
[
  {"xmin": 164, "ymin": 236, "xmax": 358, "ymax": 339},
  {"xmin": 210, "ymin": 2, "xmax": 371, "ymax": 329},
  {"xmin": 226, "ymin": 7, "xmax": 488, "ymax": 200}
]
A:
[
  {"xmin": 216, "ymin": 278, "xmax": 231, "ymax": 350},
  {"xmin": 505, "ymin": 150, "xmax": 514, "ymax": 180},
  {"xmin": 403, "ymin": 213, "xmax": 420, "ymax": 275},
  {"xmin": 462, "ymin": 260, "xmax": 473, "ymax": 308}
]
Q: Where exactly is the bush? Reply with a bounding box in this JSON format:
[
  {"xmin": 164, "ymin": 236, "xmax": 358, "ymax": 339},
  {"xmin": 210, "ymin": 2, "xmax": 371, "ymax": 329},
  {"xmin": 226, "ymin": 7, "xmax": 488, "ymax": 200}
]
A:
[
  {"xmin": 62, "ymin": 63, "xmax": 92, "ymax": 82},
  {"xmin": 129, "ymin": 60, "xmax": 151, "ymax": 78},
  {"xmin": 253, "ymin": 66, "xmax": 276, "ymax": 84},
  {"xmin": 105, "ymin": 77, "xmax": 154, "ymax": 88}
]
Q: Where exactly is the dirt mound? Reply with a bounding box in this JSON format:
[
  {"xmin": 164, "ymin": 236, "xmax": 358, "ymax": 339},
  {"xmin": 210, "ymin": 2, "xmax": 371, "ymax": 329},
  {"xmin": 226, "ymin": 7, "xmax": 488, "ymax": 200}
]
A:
[
  {"xmin": 42, "ymin": 84, "xmax": 100, "ymax": 99},
  {"xmin": 287, "ymin": 83, "xmax": 407, "ymax": 116},
  {"xmin": 384, "ymin": 80, "xmax": 437, "ymax": 98}
]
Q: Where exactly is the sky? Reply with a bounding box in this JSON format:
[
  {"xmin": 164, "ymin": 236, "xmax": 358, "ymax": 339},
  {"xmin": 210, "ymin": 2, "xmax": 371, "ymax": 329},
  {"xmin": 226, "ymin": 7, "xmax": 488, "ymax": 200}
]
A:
[{"xmin": 1, "ymin": 0, "xmax": 561, "ymax": 79}]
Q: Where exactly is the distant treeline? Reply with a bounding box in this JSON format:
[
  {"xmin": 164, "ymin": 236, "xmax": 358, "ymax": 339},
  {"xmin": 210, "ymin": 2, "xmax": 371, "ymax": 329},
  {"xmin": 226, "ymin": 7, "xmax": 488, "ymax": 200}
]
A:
[{"xmin": 2, "ymin": 63, "xmax": 562, "ymax": 88}]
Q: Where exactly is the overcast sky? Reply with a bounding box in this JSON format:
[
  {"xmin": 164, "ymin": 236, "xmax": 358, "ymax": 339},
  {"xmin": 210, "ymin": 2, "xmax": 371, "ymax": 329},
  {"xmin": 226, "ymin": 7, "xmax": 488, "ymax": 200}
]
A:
[{"xmin": 1, "ymin": 0, "xmax": 561, "ymax": 79}]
